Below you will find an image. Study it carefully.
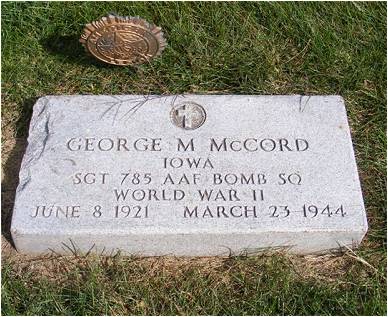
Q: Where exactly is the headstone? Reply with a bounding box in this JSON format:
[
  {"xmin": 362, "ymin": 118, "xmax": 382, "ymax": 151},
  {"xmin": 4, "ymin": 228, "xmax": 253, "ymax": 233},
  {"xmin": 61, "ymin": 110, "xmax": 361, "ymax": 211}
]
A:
[{"xmin": 11, "ymin": 95, "xmax": 367, "ymax": 255}]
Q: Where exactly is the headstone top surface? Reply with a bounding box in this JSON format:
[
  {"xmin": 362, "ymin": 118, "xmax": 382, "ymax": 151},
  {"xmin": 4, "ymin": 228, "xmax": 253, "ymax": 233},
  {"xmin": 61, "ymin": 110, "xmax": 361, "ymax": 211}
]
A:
[{"xmin": 11, "ymin": 94, "xmax": 367, "ymax": 255}]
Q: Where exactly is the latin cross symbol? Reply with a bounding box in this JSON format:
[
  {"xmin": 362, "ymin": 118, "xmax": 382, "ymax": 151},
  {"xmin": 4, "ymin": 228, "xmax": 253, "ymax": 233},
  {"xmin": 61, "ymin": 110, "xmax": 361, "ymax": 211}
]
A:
[{"xmin": 176, "ymin": 105, "xmax": 198, "ymax": 129}]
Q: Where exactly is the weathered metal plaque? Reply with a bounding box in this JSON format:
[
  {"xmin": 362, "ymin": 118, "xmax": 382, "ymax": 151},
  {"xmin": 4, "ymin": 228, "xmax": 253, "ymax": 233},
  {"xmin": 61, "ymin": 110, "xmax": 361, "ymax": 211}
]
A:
[{"xmin": 80, "ymin": 15, "xmax": 166, "ymax": 65}]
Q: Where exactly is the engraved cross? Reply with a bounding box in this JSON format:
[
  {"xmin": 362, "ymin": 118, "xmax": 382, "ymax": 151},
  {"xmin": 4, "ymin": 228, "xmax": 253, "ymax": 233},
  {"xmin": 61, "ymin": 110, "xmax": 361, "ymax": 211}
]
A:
[{"xmin": 176, "ymin": 105, "xmax": 198, "ymax": 129}]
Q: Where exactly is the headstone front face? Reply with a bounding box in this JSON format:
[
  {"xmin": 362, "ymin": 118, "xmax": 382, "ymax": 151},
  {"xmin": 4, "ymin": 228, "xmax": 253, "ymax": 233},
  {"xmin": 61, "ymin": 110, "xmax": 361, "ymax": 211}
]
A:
[{"xmin": 11, "ymin": 95, "xmax": 367, "ymax": 255}]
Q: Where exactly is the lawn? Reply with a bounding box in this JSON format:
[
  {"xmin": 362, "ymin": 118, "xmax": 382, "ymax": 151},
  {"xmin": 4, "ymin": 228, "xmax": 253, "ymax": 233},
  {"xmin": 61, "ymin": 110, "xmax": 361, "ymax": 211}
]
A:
[{"xmin": 1, "ymin": 1, "xmax": 386, "ymax": 315}]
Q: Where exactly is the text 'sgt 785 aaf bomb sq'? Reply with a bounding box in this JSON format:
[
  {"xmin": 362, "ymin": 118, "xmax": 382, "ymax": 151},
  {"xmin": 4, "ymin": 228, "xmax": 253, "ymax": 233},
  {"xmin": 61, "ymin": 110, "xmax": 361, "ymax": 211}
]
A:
[{"xmin": 11, "ymin": 95, "xmax": 367, "ymax": 256}]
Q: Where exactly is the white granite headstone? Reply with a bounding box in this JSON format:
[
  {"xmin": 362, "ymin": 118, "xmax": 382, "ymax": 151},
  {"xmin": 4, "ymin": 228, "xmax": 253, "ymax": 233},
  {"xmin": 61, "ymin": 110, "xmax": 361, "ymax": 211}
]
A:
[{"xmin": 11, "ymin": 95, "xmax": 367, "ymax": 255}]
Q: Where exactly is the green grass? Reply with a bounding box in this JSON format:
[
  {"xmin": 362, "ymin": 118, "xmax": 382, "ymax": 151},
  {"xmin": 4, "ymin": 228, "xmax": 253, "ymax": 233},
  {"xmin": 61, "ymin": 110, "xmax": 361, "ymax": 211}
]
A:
[
  {"xmin": 2, "ymin": 254, "xmax": 386, "ymax": 315},
  {"xmin": 1, "ymin": 1, "xmax": 386, "ymax": 315}
]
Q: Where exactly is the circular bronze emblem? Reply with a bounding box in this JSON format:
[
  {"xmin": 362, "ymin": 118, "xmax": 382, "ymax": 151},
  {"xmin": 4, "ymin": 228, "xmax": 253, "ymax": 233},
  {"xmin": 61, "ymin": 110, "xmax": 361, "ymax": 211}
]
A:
[
  {"xmin": 80, "ymin": 14, "xmax": 166, "ymax": 65},
  {"xmin": 170, "ymin": 102, "xmax": 207, "ymax": 130}
]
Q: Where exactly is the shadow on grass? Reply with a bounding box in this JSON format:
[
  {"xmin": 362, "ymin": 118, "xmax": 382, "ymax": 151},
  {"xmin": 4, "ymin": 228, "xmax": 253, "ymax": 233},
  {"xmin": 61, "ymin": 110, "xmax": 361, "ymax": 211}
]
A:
[
  {"xmin": 41, "ymin": 33, "xmax": 120, "ymax": 69},
  {"xmin": 1, "ymin": 98, "xmax": 36, "ymax": 248}
]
